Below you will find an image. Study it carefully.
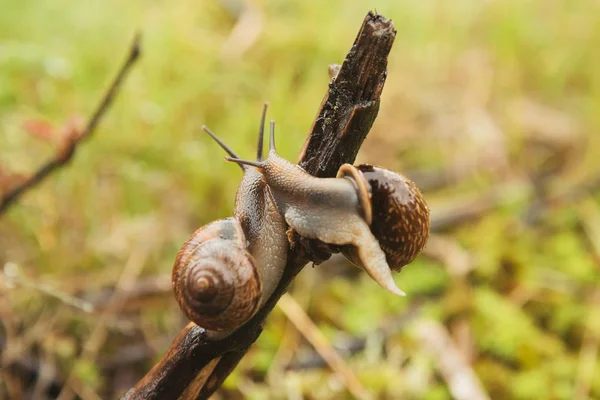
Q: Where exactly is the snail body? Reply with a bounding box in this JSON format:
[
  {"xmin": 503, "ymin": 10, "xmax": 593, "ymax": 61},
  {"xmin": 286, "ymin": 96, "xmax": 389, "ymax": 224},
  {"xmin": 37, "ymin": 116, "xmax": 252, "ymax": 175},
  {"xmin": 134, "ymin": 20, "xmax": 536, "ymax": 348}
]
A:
[
  {"xmin": 172, "ymin": 105, "xmax": 288, "ymax": 332},
  {"xmin": 228, "ymin": 122, "xmax": 431, "ymax": 296},
  {"xmin": 233, "ymin": 166, "xmax": 288, "ymax": 303}
]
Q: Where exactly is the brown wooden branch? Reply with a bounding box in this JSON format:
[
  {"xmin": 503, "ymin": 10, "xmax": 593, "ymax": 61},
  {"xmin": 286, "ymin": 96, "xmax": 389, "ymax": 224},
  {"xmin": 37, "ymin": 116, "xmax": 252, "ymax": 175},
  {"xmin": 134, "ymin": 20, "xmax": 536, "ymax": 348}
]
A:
[
  {"xmin": 0, "ymin": 34, "xmax": 141, "ymax": 216},
  {"xmin": 123, "ymin": 11, "xmax": 396, "ymax": 399}
]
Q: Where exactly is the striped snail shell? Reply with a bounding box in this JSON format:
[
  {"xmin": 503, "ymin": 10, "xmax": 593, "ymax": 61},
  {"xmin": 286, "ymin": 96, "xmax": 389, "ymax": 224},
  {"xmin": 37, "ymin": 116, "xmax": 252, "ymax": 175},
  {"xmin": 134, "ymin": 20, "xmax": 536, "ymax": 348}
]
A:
[
  {"xmin": 172, "ymin": 218, "xmax": 262, "ymax": 332},
  {"xmin": 340, "ymin": 165, "xmax": 430, "ymax": 272}
]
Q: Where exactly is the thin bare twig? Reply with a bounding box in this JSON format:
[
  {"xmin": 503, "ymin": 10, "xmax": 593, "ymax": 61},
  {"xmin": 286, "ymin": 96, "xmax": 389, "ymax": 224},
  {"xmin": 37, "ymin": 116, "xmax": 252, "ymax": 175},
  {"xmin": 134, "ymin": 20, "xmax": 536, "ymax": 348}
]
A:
[{"xmin": 0, "ymin": 34, "xmax": 141, "ymax": 216}]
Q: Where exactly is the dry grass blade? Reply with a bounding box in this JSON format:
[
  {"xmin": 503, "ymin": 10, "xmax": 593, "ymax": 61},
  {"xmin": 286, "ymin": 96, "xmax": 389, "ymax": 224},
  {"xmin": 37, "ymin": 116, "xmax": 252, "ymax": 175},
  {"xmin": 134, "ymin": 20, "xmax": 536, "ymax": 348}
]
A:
[
  {"xmin": 220, "ymin": 1, "xmax": 263, "ymax": 60},
  {"xmin": 278, "ymin": 293, "xmax": 373, "ymax": 400},
  {"xmin": 422, "ymin": 234, "xmax": 473, "ymax": 278},
  {"xmin": 414, "ymin": 320, "xmax": 490, "ymax": 400},
  {"xmin": 574, "ymin": 198, "xmax": 600, "ymax": 400},
  {"xmin": 573, "ymin": 288, "xmax": 600, "ymax": 400},
  {"xmin": 57, "ymin": 246, "xmax": 150, "ymax": 400}
]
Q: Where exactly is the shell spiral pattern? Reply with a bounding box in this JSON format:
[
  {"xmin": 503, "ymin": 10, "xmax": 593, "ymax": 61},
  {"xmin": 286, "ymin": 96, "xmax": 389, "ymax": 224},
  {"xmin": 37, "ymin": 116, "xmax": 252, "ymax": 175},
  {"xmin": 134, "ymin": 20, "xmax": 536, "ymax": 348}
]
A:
[{"xmin": 172, "ymin": 218, "xmax": 262, "ymax": 332}]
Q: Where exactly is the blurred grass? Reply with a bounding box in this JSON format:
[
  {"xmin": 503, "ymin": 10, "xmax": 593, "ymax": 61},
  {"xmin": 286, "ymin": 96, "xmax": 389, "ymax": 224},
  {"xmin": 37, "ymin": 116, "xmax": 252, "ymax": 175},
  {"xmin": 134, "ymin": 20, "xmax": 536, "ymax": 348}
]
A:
[{"xmin": 1, "ymin": 0, "xmax": 600, "ymax": 399}]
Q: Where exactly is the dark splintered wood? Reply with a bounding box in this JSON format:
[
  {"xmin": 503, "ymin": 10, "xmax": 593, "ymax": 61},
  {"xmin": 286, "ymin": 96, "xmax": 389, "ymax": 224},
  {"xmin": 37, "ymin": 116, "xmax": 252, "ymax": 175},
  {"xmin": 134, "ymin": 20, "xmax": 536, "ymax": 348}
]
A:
[
  {"xmin": 298, "ymin": 12, "xmax": 396, "ymax": 177},
  {"xmin": 123, "ymin": 11, "xmax": 395, "ymax": 400}
]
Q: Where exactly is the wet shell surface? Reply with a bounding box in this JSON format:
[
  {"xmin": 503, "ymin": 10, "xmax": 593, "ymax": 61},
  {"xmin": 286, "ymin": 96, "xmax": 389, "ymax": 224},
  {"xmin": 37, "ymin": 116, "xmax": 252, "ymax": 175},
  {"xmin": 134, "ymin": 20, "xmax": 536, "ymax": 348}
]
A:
[
  {"xmin": 172, "ymin": 218, "xmax": 262, "ymax": 331},
  {"xmin": 353, "ymin": 165, "xmax": 430, "ymax": 271}
]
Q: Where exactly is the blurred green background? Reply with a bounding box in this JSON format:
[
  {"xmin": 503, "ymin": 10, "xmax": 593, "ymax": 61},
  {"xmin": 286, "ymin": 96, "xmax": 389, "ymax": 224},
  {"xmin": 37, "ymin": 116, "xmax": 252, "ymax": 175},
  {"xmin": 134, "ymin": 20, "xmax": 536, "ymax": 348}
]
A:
[{"xmin": 1, "ymin": 0, "xmax": 600, "ymax": 399}]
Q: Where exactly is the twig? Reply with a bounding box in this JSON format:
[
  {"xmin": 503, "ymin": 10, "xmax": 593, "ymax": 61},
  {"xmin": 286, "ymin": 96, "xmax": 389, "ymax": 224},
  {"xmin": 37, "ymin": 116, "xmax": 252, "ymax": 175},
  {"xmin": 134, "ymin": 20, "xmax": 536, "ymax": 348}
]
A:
[
  {"xmin": 0, "ymin": 34, "xmax": 141, "ymax": 216},
  {"xmin": 2, "ymin": 262, "xmax": 94, "ymax": 312},
  {"xmin": 124, "ymin": 11, "xmax": 396, "ymax": 399},
  {"xmin": 84, "ymin": 273, "xmax": 171, "ymax": 313}
]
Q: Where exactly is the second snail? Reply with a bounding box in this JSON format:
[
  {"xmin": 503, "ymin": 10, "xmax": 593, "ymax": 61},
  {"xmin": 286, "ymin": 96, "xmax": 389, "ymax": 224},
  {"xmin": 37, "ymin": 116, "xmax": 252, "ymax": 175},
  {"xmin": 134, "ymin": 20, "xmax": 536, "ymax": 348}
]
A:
[{"xmin": 172, "ymin": 103, "xmax": 430, "ymax": 332}]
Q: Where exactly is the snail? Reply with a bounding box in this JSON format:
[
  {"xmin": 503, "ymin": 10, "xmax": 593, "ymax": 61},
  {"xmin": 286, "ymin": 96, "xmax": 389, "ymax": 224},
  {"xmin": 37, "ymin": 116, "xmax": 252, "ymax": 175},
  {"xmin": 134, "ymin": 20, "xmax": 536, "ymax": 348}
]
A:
[
  {"xmin": 227, "ymin": 120, "xmax": 430, "ymax": 296},
  {"xmin": 172, "ymin": 104, "xmax": 288, "ymax": 332}
]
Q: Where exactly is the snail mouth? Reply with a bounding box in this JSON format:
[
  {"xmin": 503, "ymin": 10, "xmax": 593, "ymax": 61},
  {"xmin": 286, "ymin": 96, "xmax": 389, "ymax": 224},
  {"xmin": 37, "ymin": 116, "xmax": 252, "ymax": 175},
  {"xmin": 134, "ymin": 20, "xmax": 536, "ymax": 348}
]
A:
[{"xmin": 186, "ymin": 261, "xmax": 234, "ymax": 316}]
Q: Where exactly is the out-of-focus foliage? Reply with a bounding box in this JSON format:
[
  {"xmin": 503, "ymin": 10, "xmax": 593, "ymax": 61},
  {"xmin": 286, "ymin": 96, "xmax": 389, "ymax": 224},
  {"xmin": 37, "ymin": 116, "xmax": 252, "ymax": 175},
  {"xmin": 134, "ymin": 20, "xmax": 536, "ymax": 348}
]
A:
[{"xmin": 1, "ymin": 0, "xmax": 600, "ymax": 399}]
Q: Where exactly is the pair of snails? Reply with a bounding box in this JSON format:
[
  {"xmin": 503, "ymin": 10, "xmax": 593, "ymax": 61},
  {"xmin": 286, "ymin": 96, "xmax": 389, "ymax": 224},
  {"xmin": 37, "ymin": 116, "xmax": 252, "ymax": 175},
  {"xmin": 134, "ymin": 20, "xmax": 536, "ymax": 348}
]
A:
[{"xmin": 172, "ymin": 104, "xmax": 430, "ymax": 332}]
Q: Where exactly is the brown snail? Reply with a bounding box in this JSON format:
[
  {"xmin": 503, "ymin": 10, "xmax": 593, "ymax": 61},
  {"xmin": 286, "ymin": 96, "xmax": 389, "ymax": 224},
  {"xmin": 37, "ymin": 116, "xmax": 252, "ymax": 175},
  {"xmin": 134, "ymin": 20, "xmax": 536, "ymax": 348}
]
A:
[
  {"xmin": 172, "ymin": 104, "xmax": 288, "ymax": 332},
  {"xmin": 227, "ymin": 121, "xmax": 430, "ymax": 296}
]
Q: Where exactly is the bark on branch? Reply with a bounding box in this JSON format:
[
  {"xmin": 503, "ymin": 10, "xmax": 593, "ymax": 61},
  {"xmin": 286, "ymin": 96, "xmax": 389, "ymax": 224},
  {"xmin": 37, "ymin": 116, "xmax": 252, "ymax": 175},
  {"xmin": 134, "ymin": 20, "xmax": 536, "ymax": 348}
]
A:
[{"xmin": 124, "ymin": 11, "xmax": 396, "ymax": 399}]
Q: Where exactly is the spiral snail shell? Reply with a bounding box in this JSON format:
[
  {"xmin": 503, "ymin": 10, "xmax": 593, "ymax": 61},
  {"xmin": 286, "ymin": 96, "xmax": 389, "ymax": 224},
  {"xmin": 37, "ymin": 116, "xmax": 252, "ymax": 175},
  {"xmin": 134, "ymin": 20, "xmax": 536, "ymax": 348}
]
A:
[
  {"xmin": 340, "ymin": 165, "xmax": 430, "ymax": 272},
  {"xmin": 172, "ymin": 218, "xmax": 262, "ymax": 331},
  {"xmin": 172, "ymin": 104, "xmax": 288, "ymax": 332}
]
